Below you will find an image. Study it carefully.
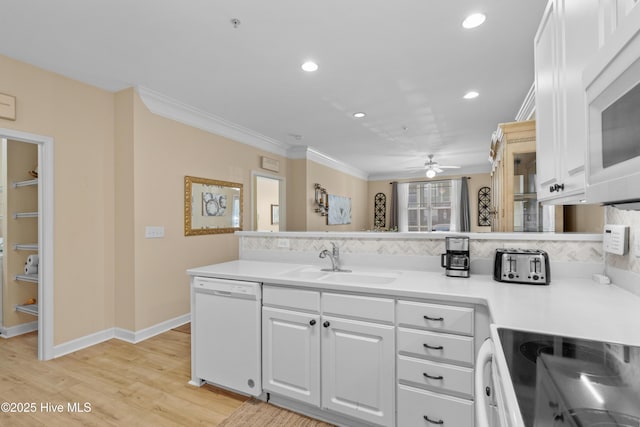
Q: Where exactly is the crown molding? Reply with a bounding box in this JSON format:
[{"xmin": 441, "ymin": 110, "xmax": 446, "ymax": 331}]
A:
[
  {"xmin": 515, "ymin": 82, "xmax": 536, "ymax": 121},
  {"xmin": 287, "ymin": 145, "xmax": 369, "ymax": 180},
  {"xmin": 136, "ymin": 86, "xmax": 291, "ymax": 157}
]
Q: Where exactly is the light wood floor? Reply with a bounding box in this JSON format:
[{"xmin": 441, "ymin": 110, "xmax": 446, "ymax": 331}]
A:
[{"xmin": 0, "ymin": 325, "xmax": 248, "ymax": 426}]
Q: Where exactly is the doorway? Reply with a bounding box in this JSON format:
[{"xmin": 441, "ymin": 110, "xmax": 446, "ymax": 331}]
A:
[
  {"xmin": 252, "ymin": 173, "xmax": 285, "ymax": 231},
  {"xmin": 0, "ymin": 128, "xmax": 54, "ymax": 361}
]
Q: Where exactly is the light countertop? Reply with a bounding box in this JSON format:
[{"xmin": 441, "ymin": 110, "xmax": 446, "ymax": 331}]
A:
[{"xmin": 188, "ymin": 259, "xmax": 640, "ymax": 347}]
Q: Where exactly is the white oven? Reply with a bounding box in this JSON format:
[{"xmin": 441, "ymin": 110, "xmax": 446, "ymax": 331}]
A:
[{"xmin": 584, "ymin": 5, "xmax": 640, "ymax": 205}]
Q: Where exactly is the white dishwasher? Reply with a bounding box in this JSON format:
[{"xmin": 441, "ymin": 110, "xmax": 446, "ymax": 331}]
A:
[{"xmin": 192, "ymin": 277, "xmax": 262, "ymax": 396}]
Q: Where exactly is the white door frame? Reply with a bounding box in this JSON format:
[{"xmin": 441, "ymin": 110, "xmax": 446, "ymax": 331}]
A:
[
  {"xmin": 1, "ymin": 128, "xmax": 54, "ymax": 361},
  {"xmin": 251, "ymin": 171, "xmax": 286, "ymax": 231}
]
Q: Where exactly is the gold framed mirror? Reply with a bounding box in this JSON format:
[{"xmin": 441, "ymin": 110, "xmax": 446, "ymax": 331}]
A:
[{"xmin": 184, "ymin": 176, "xmax": 243, "ymax": 235}]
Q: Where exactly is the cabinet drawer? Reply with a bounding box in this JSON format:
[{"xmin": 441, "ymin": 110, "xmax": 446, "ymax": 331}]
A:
[
  {"xmin": 398, "ymin": 384, "xmax": 474, "ymax": 427},
  {"xmin": 263, "ymin": 285, "xmax": 320, "ymax": 312},
  {"xmin": 398, "ymin": 327, "xmax": 474, "ymax": 366},
  {"xmin": 397, "ymin": 300, "xmax": 474, "ymax": 335},
  {"xmin": 322, "ymin": 292, "xmax": 394, "ymax": 323},
  {"xmin": 398, "ymin": 355, "xmax": 473, "ymax": 398}
]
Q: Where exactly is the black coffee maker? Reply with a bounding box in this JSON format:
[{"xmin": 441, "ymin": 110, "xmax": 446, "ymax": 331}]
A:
[{"xmin": 440, "ymin": 236, "xmax": 470, "ymax": 278}]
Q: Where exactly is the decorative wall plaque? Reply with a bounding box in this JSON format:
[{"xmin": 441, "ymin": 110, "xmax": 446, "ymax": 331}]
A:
[
  {"xmin": 0, "ymin": 93, "xmax": 16, "ymax": 121},
  {"xmin": 374, "ymin": 192, "xmax": 386, "ymax": 228},
  {"xmin": 478, "ymin": 186, "xmax": 491, "ymax": 227}
]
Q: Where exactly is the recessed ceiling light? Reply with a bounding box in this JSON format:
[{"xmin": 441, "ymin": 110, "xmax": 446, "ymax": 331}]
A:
[
  {"xmin": 301, "ymin": 61, "xmax": 318, "ymax": 72},
  {"xmin": 353, "ymin": 112, "xmax": 366, "ymax": 118},
  {"xmin": 462, "ymin": 13, "xmax": 486, "ymax": 29},
  {"xmin": 463, "ymin": 91, "xmax": 479, "ymax": 99}
]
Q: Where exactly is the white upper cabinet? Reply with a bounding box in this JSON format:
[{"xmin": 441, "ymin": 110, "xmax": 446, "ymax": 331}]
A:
[{"xmin": 535, "ymin": 0, "xmax": 600, "ymax": 203}]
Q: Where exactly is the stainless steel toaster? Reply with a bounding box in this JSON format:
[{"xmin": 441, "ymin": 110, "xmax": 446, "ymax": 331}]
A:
[{"xmin": 493, "ymin": 249, "xmax": 550, "ymax": 285}]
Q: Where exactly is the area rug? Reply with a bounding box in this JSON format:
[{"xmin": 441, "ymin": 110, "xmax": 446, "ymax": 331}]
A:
[{"xmin": 217, "ymin": 399, "xmax": 335, "ymax": 427}]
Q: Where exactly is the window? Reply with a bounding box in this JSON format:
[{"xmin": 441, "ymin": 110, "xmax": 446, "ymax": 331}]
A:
[{"xmin": 406, "ymin": 181, "xmax": 453, "ymax": 231}]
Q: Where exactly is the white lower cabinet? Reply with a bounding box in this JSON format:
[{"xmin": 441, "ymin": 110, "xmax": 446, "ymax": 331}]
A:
[
  {"xmin": 262, "ymin": 306, "xmax": 320, "ymax": 406},
  {"xmin": 262, "ymin": 287, "xmax": 481, "ymax": 427},
  {"xmin": 397, "ymin": 299, "xmax": 476, "ymax": 427},
  {"xmin": 398, "ymin": 384, "xmax": 474, "ymax": 426},
  {"xmin": 262, "ymin": 285, "xmax": 395, "ymax": 426},
  {"xmin": 322, "ymin": 315, "xmax": 395, "ymax": 426}
]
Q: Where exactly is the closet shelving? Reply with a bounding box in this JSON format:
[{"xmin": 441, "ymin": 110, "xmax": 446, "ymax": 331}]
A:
[
  {"xmin": 15, "ymin": 304, "xmax": 38, "ymax": 317},
  {"xmin": 13, "ymin": 212, "xmax": 38, "ymax": 219},
  {"xmin": 12, "ymin": 179, "xmax": 38, "ymax": 189},
  {"xmin": 14, "ymin": 243, "xmax": 38, "ymax": 251},
  {"xmin": 11, "ymin": 176, "xmax": 39, "ymax": 317},
  {"xmin": 15, "ymin": 273, "xmax": 38, "ymax": 283}
]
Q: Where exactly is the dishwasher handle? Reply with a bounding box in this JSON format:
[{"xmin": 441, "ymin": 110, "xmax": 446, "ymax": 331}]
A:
[{"xmin": 475, "ymin": 339, "xmax": 494, "ymax": 427}]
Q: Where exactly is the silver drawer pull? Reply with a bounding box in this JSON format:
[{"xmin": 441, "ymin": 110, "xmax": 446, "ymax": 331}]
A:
[
  {"xmin": 423, "ymin": 343, "xmax": 444, "ymax": 350},
  {"xmin": 423, "ymin": 372, "xmax": 444, "ymax": 380},
  {"xmin": 423, "ymin": 415, "xmax": 444, "ymax": 425},
  {"xmin": 423, "ymin": 315, "xmax": 444, "ymax": 321}
]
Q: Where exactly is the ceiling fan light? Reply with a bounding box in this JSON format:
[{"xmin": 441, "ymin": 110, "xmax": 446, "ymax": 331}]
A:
[
  {"xmin": 463, "ymin": 91, "xmax": 479, "ymax": 99},
  {"xmin": 462, "ymin": 13, "xmax": 486, "ymax": 29},
  {"xmin": 301, "ymin": 61, "xmax": 319, "ymax": 72},
  {"xmin": 426, "ymin": 169, "xmax": 437, "ymax": 178}
]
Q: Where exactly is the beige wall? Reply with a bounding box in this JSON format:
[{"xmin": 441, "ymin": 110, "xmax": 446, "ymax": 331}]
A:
[
  {"xmin": 256, "ymin": 176, "xmax": 280, "ymax": 231},
  {"xmin": 564, "ymin": 204, "xmax": 604, "ymax": 233},
  {"xmin": 368, "ymin": 173, "xmax": 492, "ymax": 232},
  {"xmin": 286, "ymin": 159, "xmax": 308, "ymax": 231},
  {"xmin": 114, "ymin": 90, "xmax": 135, "ymax": 331},
  {"xmin": 127, "ymin": 91, "xmax": 289, "ymax": 330},
  {"xmin": 305, "ymin": 161, "xmax": 368, "ymax": 231},
  {"xmin": 1, "ymin": 54, "xmax": 116, "ymax": 344}
]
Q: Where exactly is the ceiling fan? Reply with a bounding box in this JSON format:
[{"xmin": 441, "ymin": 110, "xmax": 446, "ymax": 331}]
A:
[{"xmin": 421, "ymin": 154, "xmax": 460, "ymax": 178}]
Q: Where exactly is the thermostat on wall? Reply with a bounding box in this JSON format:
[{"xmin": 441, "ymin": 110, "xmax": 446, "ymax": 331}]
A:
[{"xmin": 603, "ymin": 224, "xmax": 629, "ymax": 255}]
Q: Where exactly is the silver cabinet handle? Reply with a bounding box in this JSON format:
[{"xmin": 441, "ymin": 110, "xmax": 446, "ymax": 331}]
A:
[
  {"xmin": 423, "ymin": 343, "xmax": 444, "ymax": 350},
  {"xmin": 423, "ymin": 372, "xmax": 444, "ymax": 380}
]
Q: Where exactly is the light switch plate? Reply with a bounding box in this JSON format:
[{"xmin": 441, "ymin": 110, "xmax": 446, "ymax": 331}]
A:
[{"xmin": 145, "ymin": 226, "xmax": 165, "ymax": 238}]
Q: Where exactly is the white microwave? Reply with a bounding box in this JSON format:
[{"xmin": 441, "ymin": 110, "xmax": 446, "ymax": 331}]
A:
[{"xmin": 585, "ymin": 16, "xmax": 640, "ymax": 205}]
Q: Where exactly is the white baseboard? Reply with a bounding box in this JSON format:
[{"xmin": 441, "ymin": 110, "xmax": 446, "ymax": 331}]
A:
[
  {"xmin": 53, "ymin": 327, "xmax": 115, "ymax": 358},
  {"xmin": 114, "ymin": 313, "xmax": 190, "ymax": 344},
  {"xmin": 52, "ymin": 313, "xmax": 191, "ymax": 358},
  {"xmin": 0, "ymin": 320, "xmax": 38, "ymax": 339}
]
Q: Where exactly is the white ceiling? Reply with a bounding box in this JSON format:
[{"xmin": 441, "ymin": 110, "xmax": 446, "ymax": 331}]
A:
[{"xmin": 0, "ymin": 0, "xmax": 547, "ymax": 180}]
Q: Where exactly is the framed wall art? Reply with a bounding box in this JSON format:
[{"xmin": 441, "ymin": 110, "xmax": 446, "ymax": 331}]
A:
[{"xmin": 184, "ymin": 176, "xmax": 243, "ymax": 235}]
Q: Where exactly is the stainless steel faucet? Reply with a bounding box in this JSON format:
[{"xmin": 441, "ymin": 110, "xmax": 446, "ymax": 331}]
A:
[{"xmin": 319, "ymin": 242, "xmax": 350, "ymax": 272}]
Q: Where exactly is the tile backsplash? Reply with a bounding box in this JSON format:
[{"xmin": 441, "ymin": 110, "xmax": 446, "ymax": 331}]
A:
[
  {"xmin": 238, "ymin": 231, "xmax": 611, "ymax": 281},
  {"xmin": 241, "ymin": 235, "xmax": 602, "ymax": 262}
]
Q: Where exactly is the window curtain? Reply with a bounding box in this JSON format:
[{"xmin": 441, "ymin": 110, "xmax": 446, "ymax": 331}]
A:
[
  {"xmin": 448, "ymin": 177, "xmax": 470, "ymax": 232},
  {"xmin": 450, "ymin": 179, "xmax": 461, "ymax": 232},
  {"xmin": 390, "ymin": 181, "xmax": 409, "ymax": 232},
  {"xmin": 460, "ymin": 177, "xmax": 471, "ymax": 232},
  {"xmin": 389, "ymin": 182, "xmax": 398, "ymax": 230},
  {"xmin": 397, "ymin": 183, "xmax": 409, "ymax": 232}
]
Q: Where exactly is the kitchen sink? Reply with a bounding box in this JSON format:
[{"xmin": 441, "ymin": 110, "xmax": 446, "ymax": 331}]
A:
[
  {"xmin": 280, "ymin": 266, "xmax": 399, "ymax": 285},
  {"xmin": 278, "ymin": 267, "xmax": 330, "ymax": 280},
  {"xmin": 321, "ymin": 272, "xmax": 398, "ymax": 285}
]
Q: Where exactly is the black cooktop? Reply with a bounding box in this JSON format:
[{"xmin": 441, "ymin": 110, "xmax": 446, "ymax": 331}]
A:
[{"xmin": 497, "ymin": 328, "xmax": 640, "ymax": 427}]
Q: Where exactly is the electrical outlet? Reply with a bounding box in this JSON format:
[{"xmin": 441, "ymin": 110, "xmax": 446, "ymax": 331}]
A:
[
  {"xmin": 277, "ymin": 238, "xmax": 290, "ymax": 248},
  {"xmin": 145, "ymin": 226, "xmax": 165, "ymax": 238}
]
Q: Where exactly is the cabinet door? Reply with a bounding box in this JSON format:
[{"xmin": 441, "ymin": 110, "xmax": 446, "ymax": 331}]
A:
[
  {"xmin": 321, "ymin": 316, "xmax": 395, "ymax": 426},
  {"xmin": 262, "ymin": 307, "xmax": 320, "ymax": 406},
  {"xmin": 558, "ymin": 0, "xmax": 599, "ymax": 197},
  {"xmin": 535, "ymin": 0, "xmax": 561, "ymax": 199}
]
